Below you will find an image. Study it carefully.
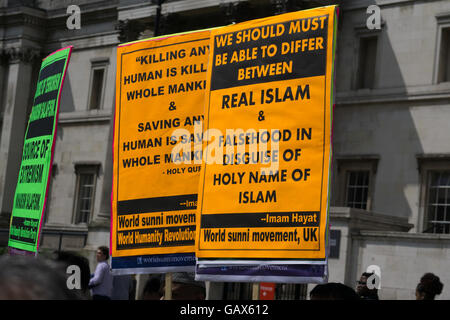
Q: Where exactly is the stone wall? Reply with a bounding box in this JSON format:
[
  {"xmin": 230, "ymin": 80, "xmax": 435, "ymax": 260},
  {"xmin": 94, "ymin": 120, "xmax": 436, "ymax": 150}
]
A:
[{"xmin": 354, "ymin": 231, "xmax": 450, "ymax": 300}]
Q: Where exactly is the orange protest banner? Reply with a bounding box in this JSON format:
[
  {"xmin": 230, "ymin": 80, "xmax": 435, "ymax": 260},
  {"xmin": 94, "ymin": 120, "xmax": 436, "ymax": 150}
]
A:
[
  {"xmin": 111, "ymin": 30, "xmax": 210, "ymax": 272},
  {"xmin": 195, "ymin": 6, "xmax": 337, "ymax": 261}
]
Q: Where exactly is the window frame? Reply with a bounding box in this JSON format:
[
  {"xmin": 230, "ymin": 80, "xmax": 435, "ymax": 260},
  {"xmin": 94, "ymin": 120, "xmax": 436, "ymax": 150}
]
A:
[
  {"xmin": 72, "ymin": 163, "xmax": 100, "ymax": 225},
  {"xmin": 434, "ymin": 13, "xmax": 450, "ymax": 84},
  {"xmin": 356, "ymin": 35, "xmax": 378, "ymax": 90},
  {"xmin": 87, "ymin": 58, "xmax": 109, "ymax": 110},
  {"xmin": 417, "ymin": 155, "xmax": 450, "ymax": 233},
  {"xmin": 336, "ymin": 156, "xmax": 379, "ymax": 211},
  {"xmin": 353, "ymin": 23, "xmax": 382, "ymax": 91},
  {"xmin": 344, "ymin": 170, "xmax": 371, "ymax": 210}
]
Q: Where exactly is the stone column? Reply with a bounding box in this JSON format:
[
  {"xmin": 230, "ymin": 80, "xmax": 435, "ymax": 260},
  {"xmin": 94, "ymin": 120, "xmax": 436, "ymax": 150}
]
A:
[
  {"xmin": 0, "ymin": 47, "xmax": 41, "ymax": 226},
  {"xmin": 135, "ymin": 273, "xmax": 150, "ymax": 300}
]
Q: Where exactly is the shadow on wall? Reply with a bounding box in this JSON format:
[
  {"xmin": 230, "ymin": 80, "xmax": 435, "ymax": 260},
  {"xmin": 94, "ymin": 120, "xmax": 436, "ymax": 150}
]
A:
[
  {"xmin": 99, "ymin": 109, "xmax": 114, "ymax": 215},
  {"xmin": 59, "ymin": 74, "xmax": 75, "ymax": 114},
  {"xmin": 57, "ymin": 73, "xmax": 75, "ymax": 142},
  {"xmin": 332, "ymin": 0, "xmax": 424, "ymax": 223}
]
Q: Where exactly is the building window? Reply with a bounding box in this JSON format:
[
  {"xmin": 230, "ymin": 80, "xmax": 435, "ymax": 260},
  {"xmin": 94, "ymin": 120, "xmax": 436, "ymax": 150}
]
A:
[
  {"xmin": 73, "ymin": 164, "xmax": 100, "ymax": 224},
  {"xmin": 357, "ymin": 36, "xmax": 378, "ymax": 89},
  {"xmin": 336, "ymin": 157, "xmax": 379, "ymax": 210},
  {"xmin": 417, "ymin": 155, "xmax": 450, "ymax": 233},
  {"xmin": 437, "ymin": 27, "xmax": 450, "ymax": 83},
  {"xmin": 424, "ymin": 171, "xmax": 450, "ymax": 234},
  {"xmin": 435, "ymin": 13, "xmax": 450, "ymax": 84},
  {"xmin": 88, "ymin": 58, "xmax": 108, "ymax": 110},
  {"xmin": 345, "ymin": 170, "xmax": 370, "ymax": 209}
]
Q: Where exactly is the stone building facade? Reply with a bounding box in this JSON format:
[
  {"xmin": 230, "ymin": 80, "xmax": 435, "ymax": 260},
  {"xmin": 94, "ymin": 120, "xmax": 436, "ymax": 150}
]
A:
[{"xmin": 1, "ymin": 0, "xmax": 450, "ymax": 299}]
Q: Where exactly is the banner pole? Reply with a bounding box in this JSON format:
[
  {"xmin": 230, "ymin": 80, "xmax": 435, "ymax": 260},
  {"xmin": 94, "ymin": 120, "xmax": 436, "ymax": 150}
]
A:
[
  {"xmin": 252, "ymin": 282, "xmax": 260, "ymax": 300},
  {"xmin": 165, "ymin": 273, "xmax": 172, "ymax": 300}
]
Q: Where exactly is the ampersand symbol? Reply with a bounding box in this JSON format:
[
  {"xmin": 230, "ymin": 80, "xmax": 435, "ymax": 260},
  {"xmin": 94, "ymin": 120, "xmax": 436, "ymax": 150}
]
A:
[
  {"xmin": 258, "ymin": 110, "xmax": 265, "ymax": 121},
  {"xmin": 169, "ymin": 101, "xmax": 176, "ymax": 111}
]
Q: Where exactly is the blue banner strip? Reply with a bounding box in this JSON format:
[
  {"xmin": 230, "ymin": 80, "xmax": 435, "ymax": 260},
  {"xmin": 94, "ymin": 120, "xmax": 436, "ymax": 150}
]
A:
[
  {"xmin": 112, "ymin": 252, "xmax": 196, "ymax": 270},
  {"xmin": 196, "ymin": 264, "xmax": 325, "ymax": 277}
]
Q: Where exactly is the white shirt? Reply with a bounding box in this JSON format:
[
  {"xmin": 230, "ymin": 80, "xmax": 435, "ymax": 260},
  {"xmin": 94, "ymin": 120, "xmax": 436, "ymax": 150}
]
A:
[{"xmin": 89, "ymin": 261, "xmax": 113, "ymax": 298}]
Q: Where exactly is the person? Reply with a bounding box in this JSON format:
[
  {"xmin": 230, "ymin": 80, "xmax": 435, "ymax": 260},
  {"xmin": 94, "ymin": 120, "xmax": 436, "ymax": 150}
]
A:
[
  {"xmin": 416, "ymin": 273, "xmax": 443, "ymax": 300},
  {"xmin": 0, "ymin": 254, "xmax": 81, "ymax": 300},
  {"xmin": 112, "ymin": 274, "xmax": 133, "ymax": 300},
  {"xmin": 142, "ymin": 276, "xmax": 162, "ymax": 300},
  {"xmin": 161, "ymin": 272, "xmax": 206, "ymax": 300},
  {"xmin": 356, "ymin": 272, "xmax": 379, "ymax": 300},
  {"xmin": 310, "ymin": 282, "xmax": 360, "ymax": 300},
  {"xmin": 88, "ymin": 246, "xmax": 113, "ymax": 300}
]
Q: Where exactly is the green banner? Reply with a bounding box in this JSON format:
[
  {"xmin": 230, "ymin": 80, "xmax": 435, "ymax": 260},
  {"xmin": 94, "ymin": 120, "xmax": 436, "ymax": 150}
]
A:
[{"xmin": 8, "ymin": 46, "xmax": 72, "ymax": 253}]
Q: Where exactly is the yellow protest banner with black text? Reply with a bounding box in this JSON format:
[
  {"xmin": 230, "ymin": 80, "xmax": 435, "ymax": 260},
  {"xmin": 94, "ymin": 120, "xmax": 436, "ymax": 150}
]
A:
[
  {"xmin": 111, "ymin": 30, "xmax": 210, "ymax": 273},
  {"xmin": 195, "ymin": 6, "xmax": 337, "ymax": 263}
]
